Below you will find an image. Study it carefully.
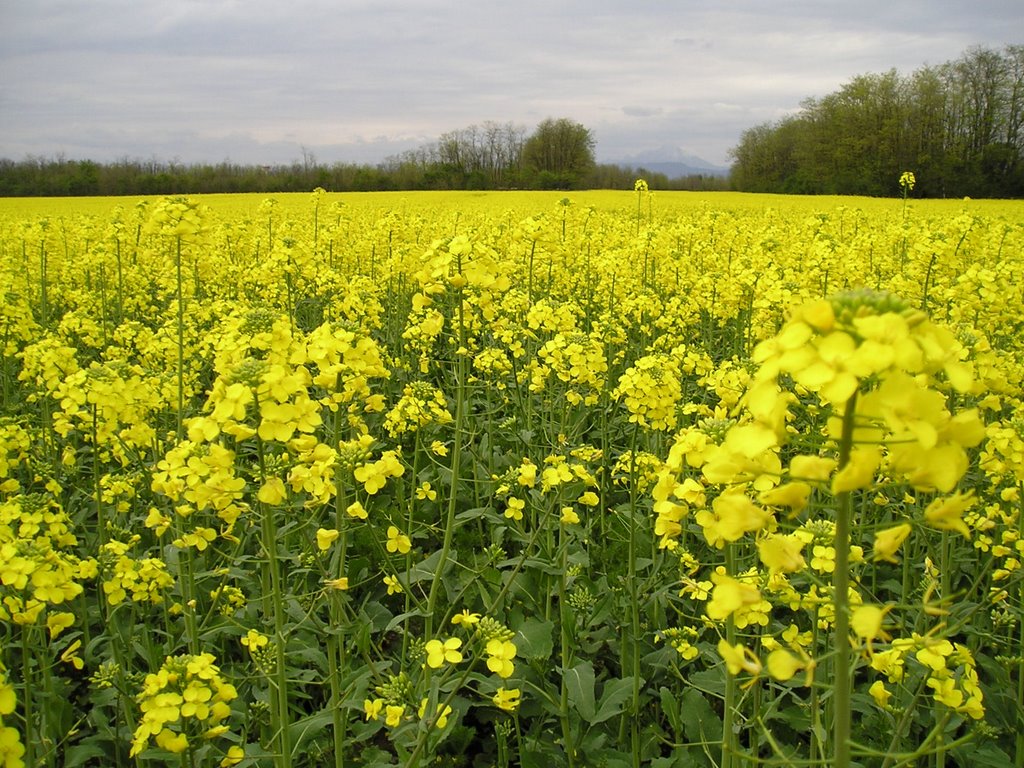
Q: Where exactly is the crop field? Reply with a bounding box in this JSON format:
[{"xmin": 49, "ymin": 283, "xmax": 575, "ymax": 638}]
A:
[{"xmin": 0, "ymin": 188, "xmax": 1022, "ymax": 767}]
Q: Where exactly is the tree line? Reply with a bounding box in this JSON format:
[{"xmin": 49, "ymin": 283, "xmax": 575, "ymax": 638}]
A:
[
  {"xmin": 730, "ymin": 44, "xmax": 1024, "ymax": 197},
  {"xmin": 0, "ymin": 117, "xmax": 727, "ymax": 197}
]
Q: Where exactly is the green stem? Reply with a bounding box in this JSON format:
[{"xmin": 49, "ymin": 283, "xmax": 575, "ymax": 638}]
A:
[
  {"xmin": 39, "ymin": 240, "xmax": 48, "ymax": 327},
  {"xmin": 256, "ymin": 431, "xmax": 292, "ymax": 768},
  {"xmin": 180, "ymin": 548, "xmax": 199, "ymax": 655},
  {"xmin": 935, "ymin": 531, "xmax": 952, "ymax": 768},
  {"xmin": 401, "ymin": 436, "xmax": 420, "ymax": 660},
  {"xmin": 880, "ymin": 674, "xmax": 940, "ymax": 768},
  {"xmin": 627, "ymin": 426, "xmax": 641, "ymax": 768},
  {"xmin": 115, "ymin": 237, "xmax": 124, "ymax": 323},
  {"xmin": 404, "ymin": 521, "xmax": 549, "ymax": 768},
  {"xmin": 266, "ymin": 514, "xmax": 292, "ymax": 768},
  {"xmin": 832, "ymin": 392, "xmax": 859, "ymax": 768},
  {"xmin": 425, "ymin": 275, "xmax": 467, "ymax": 637},
  {"xmin": 809, "ymin": 605, "xmax": 824, "ymax": 763},
  {"xmin": 326, "ymin": 618, "xmax": 345, "ymax": 768},
  {"xmin": 175, "ymin": 235, "xmax": 184, "ymax": 441},
  {"xmin": 22, "ymin": 624, "xmax": 35, "ymax": 768},
  {"xmin": 329, "ymin": 412, "xmax": 348, "ymax": 768},
  {"xmin": 722, "ymin": 543, "xmax": 738, "ymax": 768},
  {"xmin": 527, "ymin": 241, "xmax": 536, "ymax": 303},
  {"xmin": 558, "ymin": 529, "xmax": 576, "ymax": 768},
  {"xmin": 1016, "ymin": 482, "xmax": 1024, "ymax": 767},
  {"xmin": 91, "ymin": 406, "xmax": 106, "ymax": 548}
]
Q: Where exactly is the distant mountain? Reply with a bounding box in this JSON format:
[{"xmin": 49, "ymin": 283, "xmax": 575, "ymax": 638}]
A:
[{"xmin": 608, "ymin": 145, "xmax": 730, "ymax": 178}]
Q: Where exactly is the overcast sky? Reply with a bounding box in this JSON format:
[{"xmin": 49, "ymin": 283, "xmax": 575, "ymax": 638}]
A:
[{"xmin": 1, "ymin": 1, "xmax": 1021, "ymax": 168}]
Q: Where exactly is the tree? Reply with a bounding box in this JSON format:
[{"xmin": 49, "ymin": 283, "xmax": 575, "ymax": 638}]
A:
[
  {"xmin": 727, "ymin": 44, "xmax": 1024, "ymax": 198},
  {"xmin": 522, "ymin": 118, "xmax": 596, "ymax": 189}
]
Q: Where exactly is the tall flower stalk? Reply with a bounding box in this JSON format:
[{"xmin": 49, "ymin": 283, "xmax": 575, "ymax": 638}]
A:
[
  {"xmin": 661, "ymin": 289, "xmax": 988, "ymax": 765},
  {"xmin": 831, "ymin": 393, "xmax": 859, "ymax": 767},
  {"xmin": 899, "ymin": 171, "xmax": 915, "ymax": 220}
]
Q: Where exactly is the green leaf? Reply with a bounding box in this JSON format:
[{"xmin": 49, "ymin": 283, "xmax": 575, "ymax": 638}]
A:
[
  {"xmin": 515, "ymin": 557, "xmax": 565, "ymax": 576},
  {"xmin": 659, "ymin": 686, "xmax": 681, "ymax": 734},
  {"xmin": 950, "ymin": 743, "xmax": 1014, "ymax": 767},
  {"xmin": 592, "ymin": 675, "xmax": 637, "ymax": 724},
  {"xmin": 287, "ymin": 645, "xmax": 327, "ymax": 668},
  {"xmin": 516, "ymin": 617, "xmax": 554, "ymax": 660},
  {"xmin": 64, "ymin": 742, "xmax": 112, "ymax": 768},
  {"xmin": 455, "ymin": 506, "xmax": 493, "ymax": 522},
  {"xmin": 564, "ymin": 660, "xmax": 596, "ymax": 721},
  {"xmin": 407, "ymin": 549, "xmax": 445, "ymax": 583},
  {"xmin": 288, "ymin": 708, "xmax": 334, "ymax": 753},
  {"xmin": 679, "ymin": 687, "xmax": 722, "ymax": 743},
  {"xmin": 385, "ymin": 608, "xmax": 431, "ymax": 633},
  {"xmin": 687, "ymin": 667, "xmax": 726, "ymax": 696},
  {"xmin": 811, "ymin": 720, "xmax": 827, "ymax": 751},
  {"xmin": 356, "ymin": 745, "xmax": 399, "ymax": 768},
  {"xmin": 521, "ymin": 736, "xmax": 570, "ymax": 768}
]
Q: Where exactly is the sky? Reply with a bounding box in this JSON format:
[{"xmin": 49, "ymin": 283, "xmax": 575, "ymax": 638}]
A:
[{"xmin": 1, "ymin": 1, "xmax": 1021, "ymax": 169}]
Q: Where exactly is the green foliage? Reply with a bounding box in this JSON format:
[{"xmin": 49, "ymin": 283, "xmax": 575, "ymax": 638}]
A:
[
  {"xmin": 0, "ymin": 118, "xmax": 729, "ymax": 196},
  {"xmin": 1, "ymin": 191, "xmax": 1022, "ymax": 767},
  {"xmin": 522, "ymin": 119, "xmax": 597, "ymax": 190},
  {"xmin": 730, "ymin": 44, "xmax": 1024, "ymax": 198}
]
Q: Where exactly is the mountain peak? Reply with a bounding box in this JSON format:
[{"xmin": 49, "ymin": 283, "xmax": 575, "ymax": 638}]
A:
[
  {"xmin": 608, "ymin": 146, "xmax": 729, "ymax": 178},
  {"xmin": 628, "ymin": 145, "xmax": 716, "ymax": 167}
]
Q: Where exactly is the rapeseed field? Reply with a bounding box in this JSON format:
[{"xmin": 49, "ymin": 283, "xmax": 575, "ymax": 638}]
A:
[{"xmin": 0, "ymin": 188, "xmax": 1022, "ymax": 767}]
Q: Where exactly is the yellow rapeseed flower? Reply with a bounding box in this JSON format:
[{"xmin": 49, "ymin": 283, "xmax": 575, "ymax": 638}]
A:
[
  {"xmin": 869, "ymin": 680, "xmax": 892, "ymax": 709},
  {"xmin": 873, "ymin": 523, "xmax": 912, "ymax": 562},
  {"xmin": 485, "ymin": 638, "xmax": 517, "ymax": 678},
  {"xmin": 424, "ymin": 637, "xmax": 463, "ymax": 668},
  {"xmin": 504, "ymin": 497, "xmax": 525, "ymax": 521},
  {"xmin": 493, "ymin": 687, "xmax": 522, "ymax": 711},
  {"xmin": 346, "ymin": 501, "xmax": 368, "ymax": 519},
  {"xmin": 385, "ymin": 526, "xmax": 412, "ymax": 554},
  {"xmin": 831, "ymin": 447, "xmax": 882, "ymax": 494},
  {"xmin": 418, "ymin": 699, "xmax": 453, "ymax": 729},
  {"xmin": 451, "ymin": 610, "xmax": 481, "ymax": 627},
  {"xmin": 364, "ymin": 698, "xmax": 383, "ymax": 721},
  {"xmin": 560, "ymin": 506, "xmax": 580, "ymax": 525},
  {"xmin": 696, "ymin": 490, "xmax": 772, "ymax": 549},
  {"xmin": 717, "ymin": 639, "xmax": 762, "ymax": 676},
  {"xmin": 765, "ymin": 648, "xmax": 807, "ymax": 683},
  {"xmin": 706, "ymin": 571, "xmax": 762, "ymax": 621},
  {"xmin": 316, "ymin": 528, "xmax": 340, "ymax": 551},
  {"xmin": 923, "ymin": 491, "xmax": 975, "ymax": 538},
  {"xmin": 385, "ymin": 704, "xmax": 405, "ymax": 727},
  {"xmin": 757, "ymin": 534, "xmax": 806, "ymax": 574},
  {"xmin": 850, "ymin": 604, "xmax": 892, "ymax": 645}
]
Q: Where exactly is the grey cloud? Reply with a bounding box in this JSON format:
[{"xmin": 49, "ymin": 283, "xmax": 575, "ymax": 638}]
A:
[
  {"xmin": 1, "ymin": 0, "xmax": 1021, "ymax": 168},
  {"xmin": 622, "ymin": 107, "xmax": 664, "ymax": 118}
]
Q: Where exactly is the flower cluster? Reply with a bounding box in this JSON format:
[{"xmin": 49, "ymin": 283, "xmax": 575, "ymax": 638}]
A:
[
  {"xmin": 653, "ymin": 289, "xmax": 997, "ymax": 740},
  {"xmin": 383, "ymin": 382, "xmax": 453, "ymax": 437},
  {"xmin": 3, "ymin": 189, "xmax": 1022, "ymax": 765},
  {"xmin": 0, "ymin": 494, "xmax": 84, "ymax": 625},
  {"xmin": 614, "ymin": 353, "xmax": 682, "ymax": 431},
  {"xmin": 530, "ymin": 331, "xmax": 608, "ymax": 406},
  {"xmin": 0, "ymin": 663, "xmax": 25, "ymax": 767},
  {"xmin": 130, "ymin": 653, "xmax": 239, "ymax": 759},
  {"xmin": 99, "ymin": 539, "xmax": 175, "ymax": 606},
  {"xmin": 749, "ymin": 291, "xmax": 985, "ymax": 494}
]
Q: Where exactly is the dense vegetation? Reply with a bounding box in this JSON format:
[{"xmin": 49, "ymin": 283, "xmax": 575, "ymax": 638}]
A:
[
  {"xmin": 0, "ymin": 118, "xmax": 727, "ymax": 197},
  {"xmin": 730, "ymin": 45, "xmax": 1024, "ymax": 198},
  {"xmin": 0, "ymin": 190, "xmax": 1022, "ymax": 767}
]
